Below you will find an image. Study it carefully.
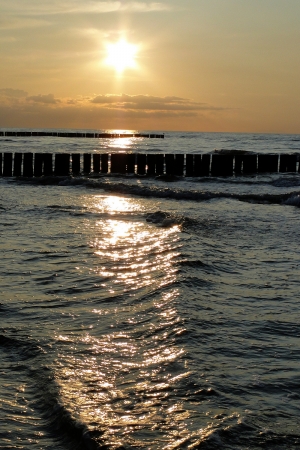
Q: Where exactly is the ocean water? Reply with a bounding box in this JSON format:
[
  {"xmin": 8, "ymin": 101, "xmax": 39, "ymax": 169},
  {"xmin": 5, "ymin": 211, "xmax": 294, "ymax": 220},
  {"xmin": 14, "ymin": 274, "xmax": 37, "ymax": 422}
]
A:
[{"xmin": 0, "ymin": 130, "xmax": 300, "ymax": 450}]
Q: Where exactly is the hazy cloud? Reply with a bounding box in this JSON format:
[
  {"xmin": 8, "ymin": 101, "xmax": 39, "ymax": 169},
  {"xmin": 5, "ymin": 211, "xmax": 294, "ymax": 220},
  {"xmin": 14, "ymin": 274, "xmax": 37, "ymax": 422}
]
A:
[
  {"xmin": 90, "ymin": 94, "xmax": 223, "ymax": 112},
  {"xmin": 0, "ymin": 90, "xmax": 228, "ymax": 130},
  {"xmin": 1, "ymin": 1, "xmax": 171, "ymax": 15},
  {"xmin": 0, "ymin": 88, "xmax": 28, "ymax": 97},
  {"xmin": 26, "ymin": 94, "xmax": 60, "ymax": 104}
]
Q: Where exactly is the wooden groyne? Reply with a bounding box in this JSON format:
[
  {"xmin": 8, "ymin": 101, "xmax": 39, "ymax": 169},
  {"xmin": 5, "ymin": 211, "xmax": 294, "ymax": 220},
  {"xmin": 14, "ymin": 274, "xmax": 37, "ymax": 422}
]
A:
[
  {"xmin": 0, "ymin": 131, "xmax": 164, "ymax": 139},
  {"xmin": 0, "ymin": 153, "xmax": 299, "ymax": 178}
]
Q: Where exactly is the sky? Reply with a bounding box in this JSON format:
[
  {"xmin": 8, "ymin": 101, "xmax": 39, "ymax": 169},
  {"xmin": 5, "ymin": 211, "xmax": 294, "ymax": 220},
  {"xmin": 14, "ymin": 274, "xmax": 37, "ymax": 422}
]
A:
[{"xmin": 0, "ymin": 0, "xmax": 299, "ymax": 133}]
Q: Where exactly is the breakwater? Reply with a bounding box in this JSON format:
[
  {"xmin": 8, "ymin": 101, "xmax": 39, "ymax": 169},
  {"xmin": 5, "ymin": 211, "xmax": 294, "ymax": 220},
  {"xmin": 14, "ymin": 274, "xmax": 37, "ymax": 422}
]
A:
[
  {"xmin": 0, "ymin": 152, "xmax": 299, "ymax": 177},
  {"xmin": 0, "ymin": 131, "xmax": 164, "ymax": 138}
]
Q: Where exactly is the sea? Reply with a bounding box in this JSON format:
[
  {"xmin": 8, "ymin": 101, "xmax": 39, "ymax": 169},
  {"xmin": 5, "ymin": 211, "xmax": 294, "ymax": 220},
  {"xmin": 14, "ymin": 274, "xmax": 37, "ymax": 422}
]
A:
[{"xmin": 1, "ymin": 130, "xmax": 300, "ymax": 450}]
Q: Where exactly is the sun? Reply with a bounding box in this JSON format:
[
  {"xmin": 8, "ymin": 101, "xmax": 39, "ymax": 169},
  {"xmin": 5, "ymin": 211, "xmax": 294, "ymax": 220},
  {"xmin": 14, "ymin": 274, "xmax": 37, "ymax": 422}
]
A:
[{"xmin": 105, "ymin": 39, "xmax": 138, "ymax": 73}]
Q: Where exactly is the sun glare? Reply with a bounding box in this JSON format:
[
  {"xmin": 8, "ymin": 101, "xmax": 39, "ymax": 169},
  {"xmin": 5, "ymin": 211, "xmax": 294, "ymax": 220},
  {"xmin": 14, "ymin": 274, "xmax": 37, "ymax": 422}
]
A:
[{"xmin": 105, "ymin": 39, "xmax": 138, "ymax": 73}]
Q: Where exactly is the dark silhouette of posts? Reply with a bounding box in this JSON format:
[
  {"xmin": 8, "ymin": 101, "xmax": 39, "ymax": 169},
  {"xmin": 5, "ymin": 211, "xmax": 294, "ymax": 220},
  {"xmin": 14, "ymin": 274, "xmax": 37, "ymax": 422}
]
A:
[
  {"xmin": 156, "ymin": 154, "xmax": 164, "ymax": 175},
  {"xmin": 165, "ymin": 154, "xmax": 175, "ymax": 175},
  {"xmin": 211, "ymin": 155, "xmax": 234, "ymax": 176},
  {"xmin": 3, "ymin": 153, "xmax": 13, "ymax": 176},
  {"xmin": 126, "ymin": 154, "xmax": 136, "ymax": 174},
  {"xmin": 147, "ymin": 154, "xmax": 156, "ymax": 175},
  {"xmin": 194, "ymin": 154, "xmax": 210, "ymax": 176},
  {"xmin": 72, "ymin": 154, "xmax": 81, "ymax": 174},
  {"xmin": 257, "ymin": 154, "xmax": 278, "ymax": 173},
  {"xmin": 1, "ymin": 151, "xmax": 299, "ymax": 178},
  {"xmin": 243, "ymin": 155, "xmax": 257, "ymax": 174},
  {"xmin": 279, "ymin": 154, "xmax": 297, "ymax": 172},
  {"xmin": 146, "ymin": 154, "xmax": 164, "ymax": 176},
  {"xmin": 83, "ymin": 154, "xmax": 91, "ymax": 174},
  {"xmin": 186, "ymin": 154, "xmax": 194, "ymax": 176},
  {"xmin": 174, "ymin": 154, "xmax": 184, "ymax": 176},
  {"xmin": 101, "ymin": 154, "xmax": 108, "ymax": 173},
  {"xmin": 23, "ymin": 153, "xmax": 33, "ymax": 177},
  {"xmin": 34, "ymin": 153, "xmax": 44, "ymax": 177},
  {"xmin": 137, "ymin": 154, "xmax": 146, "ymax": 175},
  {"xmin": 111, "ymin": 154, "xmax": 127, "ymax": 173},
  {"xmin": 235, "ymin": 155, "xmax": 243, "ymax": 174},
  {"xmin": 194, "ymin": 154, "xmax": 202, "ymax": 176},
  {"xmin": 93, "ymin": 154, "xmax": 100, "ymax": 173},
  {"xmin": 43, "ymin": 153, "xmax": 53, "ymax": 176},
  {"xmin": 55, "ymin": 154, "xmax": 70, "ymax": 176},
  {"xmin": 13, "ymin": 153, "xmax": 22, "ymax": 176}
]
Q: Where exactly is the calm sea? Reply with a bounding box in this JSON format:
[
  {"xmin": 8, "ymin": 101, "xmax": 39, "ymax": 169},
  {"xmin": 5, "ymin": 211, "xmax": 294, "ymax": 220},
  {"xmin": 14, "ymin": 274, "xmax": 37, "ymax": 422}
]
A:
[{"xmin": 1, "ymin": 130, "xmax": 300, "ymax": 449}]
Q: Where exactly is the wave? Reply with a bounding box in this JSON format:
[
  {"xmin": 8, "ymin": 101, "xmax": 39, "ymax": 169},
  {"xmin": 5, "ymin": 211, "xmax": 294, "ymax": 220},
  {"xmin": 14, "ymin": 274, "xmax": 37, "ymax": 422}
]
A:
[
  {"xmin": 7, "ymin": 175, "xmax": 300, "ymax": 207},
  {"xmin": 0, "ymin": 331, "xmax": 105, "ymax": 449},
  {"xmin": 189, "ymin": 417, "xmax": 300, "ymax": 449},
  {"xmin": 284, "ymin": 194, "xmax": 300, "ymax": 207},
  {"xmin": 271, "ymin": 176, "xmax": 300, "ymax": 187}
]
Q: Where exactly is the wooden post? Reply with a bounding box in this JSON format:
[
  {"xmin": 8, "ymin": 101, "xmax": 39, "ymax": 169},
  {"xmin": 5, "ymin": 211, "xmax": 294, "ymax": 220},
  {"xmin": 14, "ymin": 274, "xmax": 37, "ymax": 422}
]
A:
[
  {"xmin": 3, "ymin": 153, "xmax": 13, "ymax": 176},
  {"xmin": 257, "ymin": 154, "xmax": 278, "ymax": 173},
  {"xmin": 243, "ymin": 155, "xmax": 257, "ymax": 174},
  {"xmin": 211, "ymin": 155, "xmax": 234, "ymax": 176},
  {"xmin": 34, "ymin": 153, "xmax": 43, "ymax": 177},
  {"xmin": 156, "ymin": 154, "xmax": 164, "ymax": 175},
  {"xmin": 43, "ymin": 153, "xmax": 53, "ymax": 176},
  {"xmin": 137, "ymin": 154, "xmax": 146, "ymax": 175},
  {"xmin": 174, "ymin": 154, "xmax": 184, "ymax": 176},
  {"xmin": 23, "ymin": 153, "xmax": 33, "ymax": 177},
  {"xmin": 235, "ymin": 155, "xmax": 243, "ymax": 174},
  {"xmin": 194, "ymin": 154, "xmax": 210, "ymax": 176},
  {"xmin": 55, "ymin": 154, "xmax": 70, "ymax": 176},
  {"xmin": 93, "ymin": 154, "xmax": 100, "ymax": 173},
  {"xmin": 101, "ymin": 154, "xmax": 108, "ymax": 173},
  {"xmin": 13, "ymin": 153, "xmax": 22, "ymax": 176},
  {"xmin": 126, "ymin": 154, "xmax": 136, "ymax": 174},
  {"xmin": 72, "ymin": 154, "xmax": 81, "ymax": 174},
  {"xmin": 279, "ymin": 154, "xmax": 297, "ymax": 172},
  {"xmin": 165, "ymin": 154, "xmax": 175, "ymax": 175},
  {"xmin": 83, "ymin": 154, "xmax": 91, "ymax": 174},
  {"xmin": 201, "ymin": 154, "xmax": 211, "ymax": 176},
  {"xmin": 147, "ymin": 154, "xmax": 156, "ymax": 175},
  {"xmin": 194, "ymin": 154, "xmax": 202, "ymax": 176},
  {"xmin": 185, "ymin": 154, "xmax": 194, "ymax": 176},
  {"xmin": 111, "ymin": 154, "xmax": 127, "ymax": 173}
]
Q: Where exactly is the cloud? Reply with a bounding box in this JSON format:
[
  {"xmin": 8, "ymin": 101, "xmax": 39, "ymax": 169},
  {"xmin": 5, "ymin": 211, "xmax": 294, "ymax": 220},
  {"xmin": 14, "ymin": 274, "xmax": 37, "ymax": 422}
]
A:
[
  {"xmin": 1, "ymin": 1, "xmax": 170, "ymax": 16},
  {"xmin": 0, "ymin": 90, "xmax": 229, "ymax": 131},
  {"xmin": 26, "ymin": 94, "xmax": 61, "ymax": 104},
  {"xmin": 0, "ymin": 88, "xmax": 28, "ymax": 97},
  {"xmin": 90, "ymin": 94, "xmax": 224, "ymax": 112},
  {"xmin": 0, "ymin": 90, "xmax": 227, "ymax": 117},
  {"xmin": 1, "ymin": 91, "xmax": 225, "ymax": 115}
]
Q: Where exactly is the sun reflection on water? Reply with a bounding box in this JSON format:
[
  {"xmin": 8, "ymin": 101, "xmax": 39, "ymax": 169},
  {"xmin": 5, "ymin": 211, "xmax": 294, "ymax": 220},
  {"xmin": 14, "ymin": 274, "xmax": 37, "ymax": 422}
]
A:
[{"xmin": 54, "ymin": 194, "xmax": 191, "ymax": 448}]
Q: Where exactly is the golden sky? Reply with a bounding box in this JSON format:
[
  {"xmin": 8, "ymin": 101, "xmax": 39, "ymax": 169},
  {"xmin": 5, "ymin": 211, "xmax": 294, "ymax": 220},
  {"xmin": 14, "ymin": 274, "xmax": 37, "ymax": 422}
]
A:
[{"xmin": 0, "ymin": 0, "xmax": 299, "ymax": 132}]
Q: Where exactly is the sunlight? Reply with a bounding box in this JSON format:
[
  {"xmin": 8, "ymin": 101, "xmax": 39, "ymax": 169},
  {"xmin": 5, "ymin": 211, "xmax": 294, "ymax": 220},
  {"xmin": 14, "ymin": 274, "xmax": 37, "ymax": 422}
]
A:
[{"xmin": 105, "ymin": 39, "xmax": 138, "ymax": 73}]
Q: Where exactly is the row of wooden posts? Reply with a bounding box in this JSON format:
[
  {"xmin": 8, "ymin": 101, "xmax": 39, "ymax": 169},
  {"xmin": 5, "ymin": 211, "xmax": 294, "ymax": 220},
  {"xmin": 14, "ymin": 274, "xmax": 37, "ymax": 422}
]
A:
[
  {"xmin": 0, "ymin": 153, "xmax": 299, "ymax": 177},
  {"xmin": 0, "ymin": 131, "xmax": 164, "ymax": 139}
]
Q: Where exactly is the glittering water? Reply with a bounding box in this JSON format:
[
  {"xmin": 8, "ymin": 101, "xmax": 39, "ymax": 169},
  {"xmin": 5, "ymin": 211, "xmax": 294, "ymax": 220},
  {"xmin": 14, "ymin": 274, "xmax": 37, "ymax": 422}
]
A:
[{"xmin": 1, "ymin": 131, "xmax": 300, "ymax": 449}]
